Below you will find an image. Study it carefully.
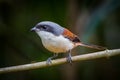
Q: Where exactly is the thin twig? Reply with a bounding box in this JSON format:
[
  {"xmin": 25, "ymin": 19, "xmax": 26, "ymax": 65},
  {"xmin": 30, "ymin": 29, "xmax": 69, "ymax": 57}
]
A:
[{"xmin": 0, "ymin": 49, "xmax": 120, "ymax": 74}]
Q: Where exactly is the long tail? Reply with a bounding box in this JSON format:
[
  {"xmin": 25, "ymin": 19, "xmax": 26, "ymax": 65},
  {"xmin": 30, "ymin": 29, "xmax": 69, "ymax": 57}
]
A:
[{"xmin": 77, "ymin": 42, "xmax": 107, "ymax": 50}]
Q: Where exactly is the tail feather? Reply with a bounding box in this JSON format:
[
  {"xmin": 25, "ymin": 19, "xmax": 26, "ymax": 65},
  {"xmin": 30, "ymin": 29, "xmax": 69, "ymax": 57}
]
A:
[{"xmin": 78, "ymin": 42, "xmax": 107, "ymax": 50}]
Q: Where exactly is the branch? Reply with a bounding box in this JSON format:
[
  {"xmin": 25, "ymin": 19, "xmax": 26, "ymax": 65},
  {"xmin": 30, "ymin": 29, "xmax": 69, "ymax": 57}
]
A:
[{"xmin": 0, "ymin": 49, "xmax": 120, "ymax": 74}]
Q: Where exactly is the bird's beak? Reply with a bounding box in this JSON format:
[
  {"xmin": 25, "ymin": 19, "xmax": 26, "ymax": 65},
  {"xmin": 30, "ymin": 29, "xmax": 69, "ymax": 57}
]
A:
[{"xmin": 31, "ymin": 27, "xmax": 36, "ymax": 32}]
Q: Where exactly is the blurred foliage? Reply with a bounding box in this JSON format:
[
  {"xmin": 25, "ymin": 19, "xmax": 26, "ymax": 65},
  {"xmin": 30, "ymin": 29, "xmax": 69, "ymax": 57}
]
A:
[{"xmin": 0, "ymin": 0, "xmax": 120, "ymax": 80}]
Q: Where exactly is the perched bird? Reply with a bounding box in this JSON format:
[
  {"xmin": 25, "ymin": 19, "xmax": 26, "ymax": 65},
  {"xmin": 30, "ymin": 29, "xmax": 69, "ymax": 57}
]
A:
[{"xmin": 31, "ymin": 21, "xmax": 106, "ymax": 64}]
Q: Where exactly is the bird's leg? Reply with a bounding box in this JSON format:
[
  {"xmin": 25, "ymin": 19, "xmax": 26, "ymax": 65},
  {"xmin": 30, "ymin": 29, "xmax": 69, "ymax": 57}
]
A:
[
  {"xmin": 46, "ymin": 54, "xmax": 58, "ymax": 65},
  {"xmin": 66, "ymin": 50, "xmax": 72, "ymax": 64}
]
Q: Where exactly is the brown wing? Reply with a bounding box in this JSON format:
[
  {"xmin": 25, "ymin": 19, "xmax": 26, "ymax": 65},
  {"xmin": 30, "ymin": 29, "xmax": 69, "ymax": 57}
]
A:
[
  {"xmin": 62, "ymin": 29, "xmax": 106, "ymax": 50},
  {"xmin": 62, "ymin": 29, "xmax": 81, "ymax": 43}
]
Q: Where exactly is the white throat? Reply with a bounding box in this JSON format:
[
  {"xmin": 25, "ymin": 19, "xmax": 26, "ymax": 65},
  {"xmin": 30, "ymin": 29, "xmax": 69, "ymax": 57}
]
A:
[{"xmin": 36, "ymin": 31, "xmax": 74, "ymax": 53}]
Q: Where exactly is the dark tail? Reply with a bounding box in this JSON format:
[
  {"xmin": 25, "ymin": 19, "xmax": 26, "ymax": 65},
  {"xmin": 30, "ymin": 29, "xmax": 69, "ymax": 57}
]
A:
[{"xmin": 78, "ymin": 42, "xmax": 107, "ymax": 50}]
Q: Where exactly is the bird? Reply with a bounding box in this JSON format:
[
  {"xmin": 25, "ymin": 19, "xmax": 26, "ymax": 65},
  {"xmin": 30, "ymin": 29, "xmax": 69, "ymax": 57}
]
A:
[{"xmin": 31, "ymin": 21, "xmax": 106, "ymax": 64}]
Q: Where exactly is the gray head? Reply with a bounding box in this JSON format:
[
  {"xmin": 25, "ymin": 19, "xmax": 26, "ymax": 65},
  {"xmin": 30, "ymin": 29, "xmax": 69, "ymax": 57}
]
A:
[{"xmin": 31, "ymin": 21, "xmax": 64, "ymax": 36}]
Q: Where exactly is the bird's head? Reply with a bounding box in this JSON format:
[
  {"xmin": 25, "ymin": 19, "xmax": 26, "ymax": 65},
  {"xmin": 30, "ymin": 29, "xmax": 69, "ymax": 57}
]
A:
[{"xmin": 31, "ymin": 21, "xmax": 64, "ymax": 36}]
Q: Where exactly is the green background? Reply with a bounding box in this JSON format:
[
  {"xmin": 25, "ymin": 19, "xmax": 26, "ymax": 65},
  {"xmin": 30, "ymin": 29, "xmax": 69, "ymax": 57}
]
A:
[{"xmin": 0, "ymin": 0, "xmax": 120, "ymax": 80}]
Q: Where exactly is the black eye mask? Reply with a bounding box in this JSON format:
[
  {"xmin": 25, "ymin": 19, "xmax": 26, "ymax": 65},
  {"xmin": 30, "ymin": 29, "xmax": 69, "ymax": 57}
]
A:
[{"xmin": 35, "ymin": 21, "xmax": 64, "ymax": 36}]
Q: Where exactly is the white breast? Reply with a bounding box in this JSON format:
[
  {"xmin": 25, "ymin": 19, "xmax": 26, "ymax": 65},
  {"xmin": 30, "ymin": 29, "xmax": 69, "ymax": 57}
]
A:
[{"xmin": 36, "ymin": 31, "xmax": 74, "ymax": 53}]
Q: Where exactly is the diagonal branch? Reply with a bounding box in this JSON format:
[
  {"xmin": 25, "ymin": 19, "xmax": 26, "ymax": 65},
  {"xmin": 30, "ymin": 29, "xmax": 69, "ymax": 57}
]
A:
[{"xmin": 0, "ymin": 49, "xmax": 120, "ymax": 74}]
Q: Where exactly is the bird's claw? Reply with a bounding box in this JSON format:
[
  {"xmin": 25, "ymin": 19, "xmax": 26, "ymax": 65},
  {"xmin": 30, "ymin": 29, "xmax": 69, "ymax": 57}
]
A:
[
  {"xmin": 46, "ymin": 54, "xmax": 58, "ymax": 65},
  {"xmin": 66, "ymin": 56, "xmax": 72, "ymax": 64},
  {"xmin": 46, "ymin": 58, "xmax": 52, "ymax": 65},
  {"xmin": 66, "ymin": 51, "xmax": 72, "ymax": 65}
]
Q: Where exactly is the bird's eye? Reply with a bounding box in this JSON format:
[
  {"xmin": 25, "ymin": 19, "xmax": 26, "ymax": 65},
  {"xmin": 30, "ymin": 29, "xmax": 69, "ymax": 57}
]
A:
[{"xmin": 41, "ymin": 25, "xmax": 47, "ymax": 30}]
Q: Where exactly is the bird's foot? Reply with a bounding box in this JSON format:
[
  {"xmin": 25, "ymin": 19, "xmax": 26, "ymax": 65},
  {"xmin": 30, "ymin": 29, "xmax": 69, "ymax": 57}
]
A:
[
  {"xmin": 46, "ymin": 58, "xmax": 52, "ymax": 65},
  {"xmin": 66, "ymin": 56, "xmax": 72, "ymax": 64},
  {"xmin": 66, "ymin": 51, "xmax": 72, "ymax": 65},
  {"xmin": 46, "ymin": 54, "xmax": 58, "ymax": 65}
]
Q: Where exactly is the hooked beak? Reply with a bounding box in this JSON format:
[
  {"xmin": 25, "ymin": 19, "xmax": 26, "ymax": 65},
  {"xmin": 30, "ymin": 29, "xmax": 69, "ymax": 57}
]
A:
[{"xmin": 31, "ymin": 27, "xmax": 36, "ymax": 32}]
